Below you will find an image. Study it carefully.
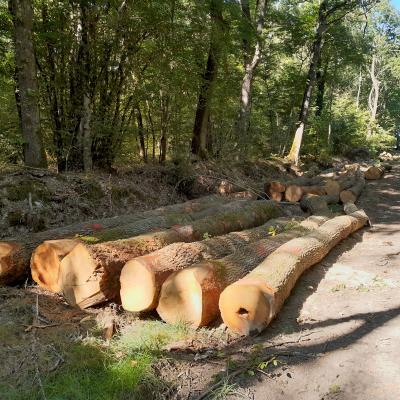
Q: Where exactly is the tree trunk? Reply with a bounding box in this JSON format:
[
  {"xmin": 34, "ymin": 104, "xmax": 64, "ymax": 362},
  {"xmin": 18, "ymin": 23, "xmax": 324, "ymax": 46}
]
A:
[
  {"xmin": 219, "ymin": 208, "xmax": 369, "ymax": 335},
  {"xmin": 191, "ymin": 0, "xmax": 224, "ymax": 159},
  {"xmin": 315, "ymin": 59, "xmax": 328, "ymax": 116},
  {"xmin": 57, "ymin": 200, "xmax": 280, "ymax": 308},
  {"xmin": 120, "ymin": 217, "xmax": 293, "ymax": 312},
  {"xmin": 9, "ymin": 0, "xmax": 47, "ymax": 168},
  {"xmin": 157, "ymin": 216, "xmax": 327, "ymax": 328},
  {"xmin": 0, "ymin": 194, "xmax": 232, "ymax": 286},
  {"xmin": 135, "ymin": 105, "xmax": 147, "ymax": 162},
  {"xmin": 235, "ymin": 0, "xmax": 267, "ymax": 140},
  {"xmin": 287, "ymin": 2, "xmax": 327, "ymax": 165},
  {"xmin": 367, "ymin": 55, "xmax": 380, "ymax": 137}
]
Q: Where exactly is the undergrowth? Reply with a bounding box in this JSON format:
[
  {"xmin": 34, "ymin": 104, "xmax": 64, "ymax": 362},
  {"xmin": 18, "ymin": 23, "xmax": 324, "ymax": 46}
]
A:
[{"xmin": 1, "ymin": 318, "xmax": 192, "ymax": 400}]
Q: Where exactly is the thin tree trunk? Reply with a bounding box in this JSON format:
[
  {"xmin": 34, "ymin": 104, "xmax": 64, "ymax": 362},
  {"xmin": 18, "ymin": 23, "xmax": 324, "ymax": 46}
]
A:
[
  {"xmin": 191, "ymin": 0, "xmax": 224, "ymax": 159},
  {"xmin": 315, "ymin": 59, "xmax": 328, "ymax": 116},
  {"xmin": 367, "ymin": 55, "xmax": 379, "ymax": 137},
  {"xmin": 235, "ymin": 0, "xmax": 267, "ymax": 140},
  {"xmin": 9, "ymin": 0, "xmax": 47, "ymax": 168},
  {"xmin": 287, "ymin": 2, "xmax": 327, "ymax": 165},
  {"xmin": 356, "ymin": 67, "xmax": 362, "ymax": 109},
  {"xmin": 135, "ymin": 105, "xmax": 147, "ymax": 162}
]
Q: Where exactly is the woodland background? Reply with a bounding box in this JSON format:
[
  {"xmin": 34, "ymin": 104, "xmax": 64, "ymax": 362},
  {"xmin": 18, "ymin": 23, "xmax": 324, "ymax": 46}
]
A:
[{"xmin": 1, "ymin": 0, "xmax": 399, "ymax": 171}]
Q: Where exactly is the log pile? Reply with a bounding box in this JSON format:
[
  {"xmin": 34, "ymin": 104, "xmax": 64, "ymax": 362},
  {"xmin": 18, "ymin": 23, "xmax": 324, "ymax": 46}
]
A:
[
  {"xmin": 156, "ymin": 216, "xmax": 328, "ymax": 327},
  {"xmin": 120, "ymin": 217, "xmax": 298, "ymax": 312},
  {"xmin": 30, "ymin": 198, "xmax": 255, "ymax": 292},
  {"xmin": 0, "ymin": 160, "xmax": 375, "ymax": 338},
  {"xmin": 51, "ymin": 200, "xmax": 281, "ymax": 308},
  {"xmin": 219, "ymin": 207, "xmax": 369, "ymax": 335},
  {"xmin": 0, "ymin": 194, "xmax": 237, "ymax": 285}
]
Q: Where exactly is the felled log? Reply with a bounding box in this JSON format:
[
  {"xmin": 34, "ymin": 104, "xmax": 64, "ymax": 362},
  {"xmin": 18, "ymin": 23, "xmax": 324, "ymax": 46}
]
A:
[
  {"xmin": 300, "ymin": 194, "xmax": 339, "ymax": 217},
  {"xmin": 120, "ymin": 217, "xmax": 296, "ymax": 312},
  {"xmin": 219, "ymin": 208, "xmax": 369, "ymax": 335},
  {"xmin": 0, "ymin": 194, "xmax": 233, "ymax": 285},
  {"xmin": 364, "ymin": 165, "xmax": 385, "ymax": 180},
  {"xmin": 264, "ymin": 181, "xmax": 285, "ymax": 201},
  {"xmin": 56, "ymin": 200, "xmax": 281, "ymax": 308},
  {"xmin": 339, "ymin": 174, "xmax": 365, "ymax": 203},
  {"xmin": 156, "ymin": 216, "xmax": 328, "ymax": 328},
  {"xmin": 285, "ymin": 184, "xmax": 327, "ymax": 202},
  {"xmin": 30, "ymin": 199, "xmax": 251, "ymax": 292}
]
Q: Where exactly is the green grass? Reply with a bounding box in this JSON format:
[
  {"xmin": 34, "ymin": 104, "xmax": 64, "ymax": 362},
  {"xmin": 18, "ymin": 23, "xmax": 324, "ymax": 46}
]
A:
[{"xmin": 1, "ymin": 320, "xmax": 192, "ymax": 400}]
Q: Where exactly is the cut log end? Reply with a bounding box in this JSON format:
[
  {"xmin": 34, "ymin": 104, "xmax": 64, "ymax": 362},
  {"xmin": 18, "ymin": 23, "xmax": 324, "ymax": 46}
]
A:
[
  {"xmin": 157, "ymin": 268, "xmax": 204, "ymax": 328},
  {"xmin": 219, "ymin": 282, "xmax": 272, "ymax": 336},
  {"xmin": 285, "ymin": 185, "xmax": 303, "ymax": 202},
  {"xmin": 364, "ymin": 166, "xmax": 384, "ymax": 180},
  {"xmin": 59, "ymin": 243, "xmax": 99, "ymax": 308},
  {"xmin": 120, "ymin": 259, "xmax": 156, "ymax": 312},
  {"xmin": 0, "ymin": 242, "xmax": 21, "ymax": 278},
  {"xmin": 31, "ymin": 239, "xmax": 79, "ymax": 292}
]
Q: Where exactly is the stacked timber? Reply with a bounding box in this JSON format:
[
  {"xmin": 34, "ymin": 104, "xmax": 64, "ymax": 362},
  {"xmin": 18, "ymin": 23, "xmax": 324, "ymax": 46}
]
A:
[
  {"xmin": 339, "ymin": 172, "xmax": 365, "ymax": 203},
  {"xmin": 48, "ymin": 200, "xmax": 281, "ymax": 308},
  {"xmin": 120, "ymin": 217, "xmax": 300, "ymax": 312},
  {"xmin": 219, "ymin": 207, "xmax": 369, "ymax": 335},
  {"xmin": 0, "ymin": 194, "xmax": 237, "ymax": 285},
  {"xmin": 30, "ymin": 198, "xmax": 253, "ymax": 292},
  {"xmin": 156, "ymin": 216, "xmax": 328, "ymax": 328}
]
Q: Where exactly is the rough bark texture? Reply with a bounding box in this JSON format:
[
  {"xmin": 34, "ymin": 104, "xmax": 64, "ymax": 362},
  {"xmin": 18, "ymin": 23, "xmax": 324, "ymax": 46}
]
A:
[
  {"xmin": 340, "ymin": 175, "xmax": 365, "ymax": 203},
  {"xmin": 31, "ymin": 198, "xmax": 256, "ymax": 292},
  {"xmin": 0, "ymin": 194, "xmax": 233, "ymax": 285},
  {"xmin": 286, "ymin": 1, "xmax": 327, "ymax": 165},
  {"xmin": 58, "ymin": 200, "xmax": 280, "ymax": 308},
  {"xmin": 364, "ymin": 165, "xmax": 384, "ymax": 180},
  {"xmin": 219, "ymin": 208, "xmax": 369, "ymax": 335},
  {"xmin": 191, "ymin": 0, "xmax": 224, "ymax": 159},
  {"xmin": 120, "ymin": 217, "xmax": 296, "ymax": 312},
  {"xmin": 156, "ymin": 216, "xmax": 328, "ymax": 328},
  {"xmin": 9, "ymin": 0, "xmax": 47, "ymax": 167}
]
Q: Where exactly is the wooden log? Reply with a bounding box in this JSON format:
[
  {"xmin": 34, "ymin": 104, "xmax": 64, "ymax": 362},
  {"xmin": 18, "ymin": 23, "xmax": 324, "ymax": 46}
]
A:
[
  {"xmin": 57, "ymin": 200, "xmax": 281, "ymax": 308},
  {"xmin": 0, "ymin": 194, "xmax": 234, "ymax": 285},
  {"xmin": 300, "ymin": 194, "xmax": 339, "ymax": 217},
  {"xmin": 364, "ymin": 165, "xmax": 385, "ymax": 180},
  {"xmin": 120, "ymin": 217, "xmax": 298, "ymax": 312},
  {"xmin": 284, "ymin": 185, "xmax": 303, "ymax": 202},
  {"xmin": 339, "ymin": 174, "xmax": 365, "ymax": 203},
  {"xmin": 219, "ymin": 208, "xmax": 369, "ymax": 335},
  {"xmin": 30, "ymin": 199, "xmax": 252, "ymax": 292},
  {"xmin": 156, "ymin": 216, "xmax": 328, "ymax": 328}
]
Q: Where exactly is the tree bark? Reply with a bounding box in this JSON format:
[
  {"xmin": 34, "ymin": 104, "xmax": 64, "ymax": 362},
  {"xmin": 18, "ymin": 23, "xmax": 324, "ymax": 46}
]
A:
[
  {"xmin": 120, "ymin": 217, "xmax": 293, "ymax": 312},
  {"xmin": 9, "ymin": 0, "xmax": 47, "ymax": 168},
  {"xmin": 157, "ymin": 216, "xmax": 327, "ymax": 328},
  {"xmin": 287, "ymin": 1, "xmax": 327, "ymax": 165},
  {"xmin": 367, "ymin": 55, "xmax": 380, "ymax": 137},
  {"xmin": 31, "ymin": 198, "xmax": 255, "ymax": 292},
  {"xmin": 339, "ymin": 174, "xmax": 365, "ymax": 203},
  {"xmin": 219, "ymin": 208, "xmax": 368, "ymax": 335},
  {"xmin": 57, "ymin": 200, "xmax": 280, "ymax": 308},
  {"xmin": 191, "ymin": 0, "xmax": 224, "ymax": 159},
  {"xmin": 235, "ymin": 0, "xmax": 267, "ymax": 140},
  {"xmin": 0, "ymin": 194, "xmax": 232, "ymax": 285},
  {"xmin": 135, "ymin": 105, "xmax": 147, "ymax": 162}
]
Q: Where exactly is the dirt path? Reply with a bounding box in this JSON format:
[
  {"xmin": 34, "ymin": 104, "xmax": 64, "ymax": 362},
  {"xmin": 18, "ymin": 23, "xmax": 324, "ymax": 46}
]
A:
[{"xmin": 188, "ymin": 164, "xmax": 400, "ymax": 399}]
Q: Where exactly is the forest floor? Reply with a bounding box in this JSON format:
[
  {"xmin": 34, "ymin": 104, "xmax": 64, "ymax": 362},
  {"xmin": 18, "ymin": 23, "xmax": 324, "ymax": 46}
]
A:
[{"xmin": 1, "ymin": 158, "xmax": 399, "ymax": 399}]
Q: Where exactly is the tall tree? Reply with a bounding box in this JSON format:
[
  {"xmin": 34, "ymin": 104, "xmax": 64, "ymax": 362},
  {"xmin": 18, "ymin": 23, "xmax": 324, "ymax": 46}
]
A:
[
  {"xmin": 287, "ymin": 0, "xmax": 378, "ymax": 165},
  {"xmin": 9, "ymin": 0, "xmax": 47, "ymax": 167},
  {"xmin": 235, "ymin": 0, "xmax": 268, "ymax": 140},
  {"xmin": 191, "ymin": 0, "xmax": 224, "ymax": 159}
]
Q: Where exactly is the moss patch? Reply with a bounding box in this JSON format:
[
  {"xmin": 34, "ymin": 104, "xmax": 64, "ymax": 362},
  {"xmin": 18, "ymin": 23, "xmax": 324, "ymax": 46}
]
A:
[{"xmin": 5, "ymin": 179, "xmax": 50, "ymax": 202}]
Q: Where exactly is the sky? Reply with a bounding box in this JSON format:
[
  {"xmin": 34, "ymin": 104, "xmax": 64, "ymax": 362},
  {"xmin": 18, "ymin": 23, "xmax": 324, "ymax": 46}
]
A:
[{"xmin": 392, "ymin": 0, "xmax": 400, "ymax": 10}]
